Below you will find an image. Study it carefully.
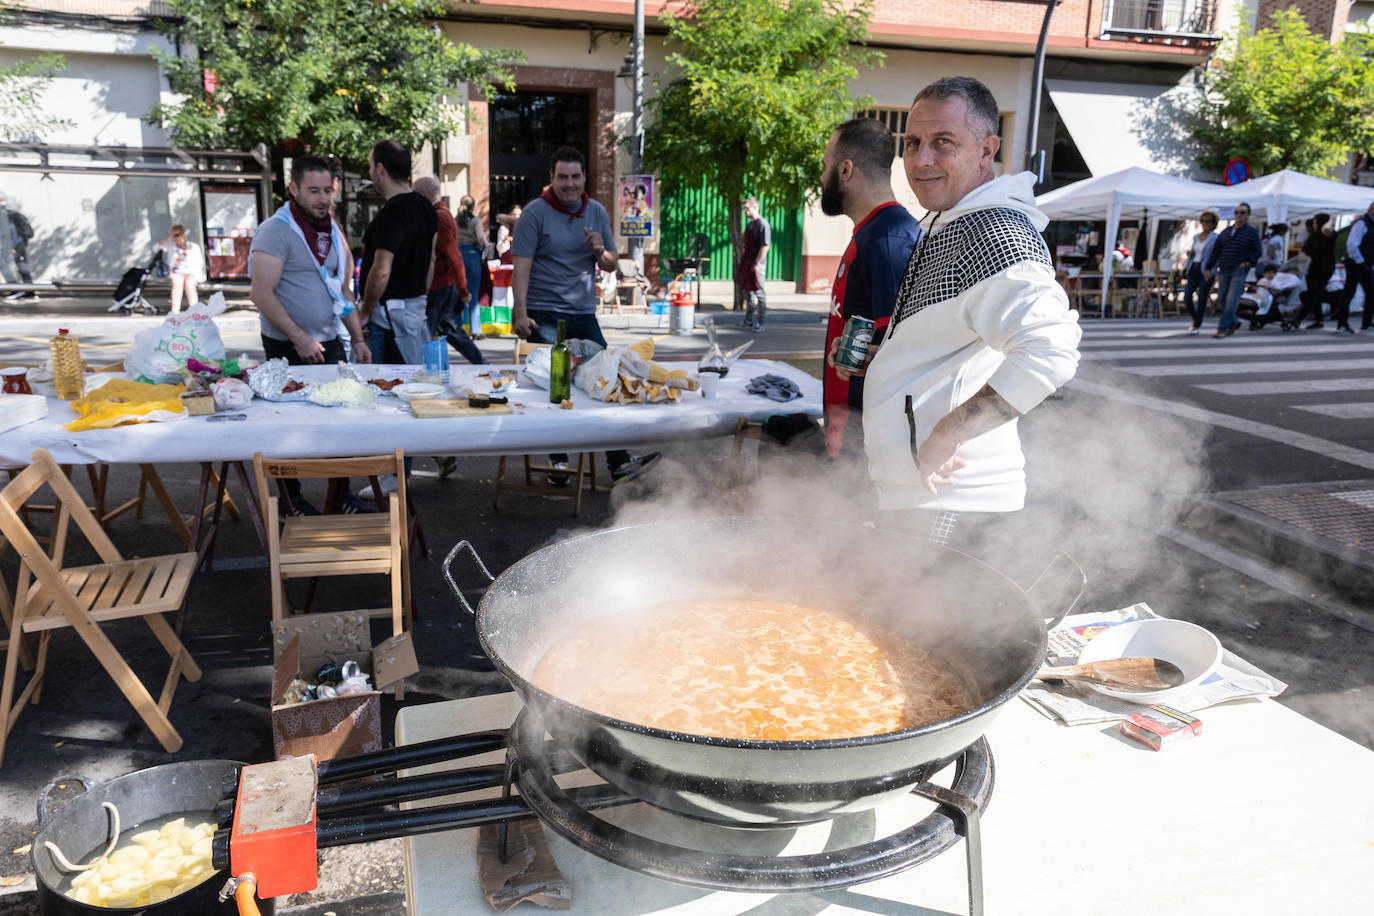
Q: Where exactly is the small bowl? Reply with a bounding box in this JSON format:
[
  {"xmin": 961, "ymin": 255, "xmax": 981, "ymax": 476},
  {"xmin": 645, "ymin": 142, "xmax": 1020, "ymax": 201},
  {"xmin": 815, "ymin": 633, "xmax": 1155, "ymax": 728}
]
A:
[
  {"xmin": 391, "ymin": 382, "xmax": 446, "ymax": 403},
  {"xmin": 1076, "ymin": 618, "xmax": 1222, "ymax": 705}
]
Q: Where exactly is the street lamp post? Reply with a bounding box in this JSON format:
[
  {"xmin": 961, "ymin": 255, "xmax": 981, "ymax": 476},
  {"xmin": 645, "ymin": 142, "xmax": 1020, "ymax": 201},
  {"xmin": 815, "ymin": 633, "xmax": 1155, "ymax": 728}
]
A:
[
  {"xmin": 629, "ymin": 0, "xmax": 645, "ymax": 273},
  {"xmin": 1024, "ymin": 0, "xmax": 1060, "ymax": 188}
]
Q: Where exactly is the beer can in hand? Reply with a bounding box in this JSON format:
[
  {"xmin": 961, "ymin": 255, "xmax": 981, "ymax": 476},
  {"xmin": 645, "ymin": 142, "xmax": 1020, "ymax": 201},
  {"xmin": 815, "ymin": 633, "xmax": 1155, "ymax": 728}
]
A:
[{"xmin": 833, "ymin": 316, "xmax": 876, "ymax": 373}]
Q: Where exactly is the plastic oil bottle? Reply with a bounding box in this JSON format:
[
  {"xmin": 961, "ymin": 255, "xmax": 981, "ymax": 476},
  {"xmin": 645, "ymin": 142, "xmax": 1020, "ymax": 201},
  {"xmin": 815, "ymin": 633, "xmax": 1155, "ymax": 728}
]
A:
[{"xmin": 50, "ymin": 328, "xmax": 84, "ymax": 400}]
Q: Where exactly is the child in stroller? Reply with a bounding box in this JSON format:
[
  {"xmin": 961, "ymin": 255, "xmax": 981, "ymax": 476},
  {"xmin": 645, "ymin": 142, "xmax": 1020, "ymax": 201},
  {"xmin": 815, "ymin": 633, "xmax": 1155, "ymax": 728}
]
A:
[
  {"xmin": 1238, "ymin": 264, "xmax": 1304, "ymax": 331},
  {"xmin": 107, "ymin": 250, "xmax": 163, "ymax": 315}
]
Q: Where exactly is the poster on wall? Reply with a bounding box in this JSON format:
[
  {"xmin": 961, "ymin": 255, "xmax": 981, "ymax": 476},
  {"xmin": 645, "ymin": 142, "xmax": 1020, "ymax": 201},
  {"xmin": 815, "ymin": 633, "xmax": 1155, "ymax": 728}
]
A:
[
  {"xmin": 618, "ymin": 175, "xmax": 654, "ymax": 239},
  {"xmin": 201, "ymin": 184, "xmax": 261, "ymax": 279}
]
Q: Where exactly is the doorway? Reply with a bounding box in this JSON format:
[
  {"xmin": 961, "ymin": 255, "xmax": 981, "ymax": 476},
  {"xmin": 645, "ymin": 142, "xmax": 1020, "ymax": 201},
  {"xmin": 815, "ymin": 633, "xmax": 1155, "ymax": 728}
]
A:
[{"xmin": 488, "ymin": 89, "xmax": 592, "ymax": 219}]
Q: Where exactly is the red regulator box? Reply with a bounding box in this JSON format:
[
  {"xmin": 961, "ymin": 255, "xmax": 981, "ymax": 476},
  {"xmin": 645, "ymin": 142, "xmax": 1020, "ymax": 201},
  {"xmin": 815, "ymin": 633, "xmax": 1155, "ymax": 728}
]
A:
[{"xmin": 1120, "ymin": 705, "xmax": 1202, "ymax": 751}]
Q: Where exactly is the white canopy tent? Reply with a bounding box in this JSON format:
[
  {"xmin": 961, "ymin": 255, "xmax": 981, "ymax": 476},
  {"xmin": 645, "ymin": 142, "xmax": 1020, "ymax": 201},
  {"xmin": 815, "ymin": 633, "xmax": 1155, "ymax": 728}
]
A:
[
  {"xmin": 1036, "ymin": 167, "xmax": 1234, "ymax": 287},
  {"xmin": 1220, "ymin": 169, "xmax": 1374, "ymax": 225}
]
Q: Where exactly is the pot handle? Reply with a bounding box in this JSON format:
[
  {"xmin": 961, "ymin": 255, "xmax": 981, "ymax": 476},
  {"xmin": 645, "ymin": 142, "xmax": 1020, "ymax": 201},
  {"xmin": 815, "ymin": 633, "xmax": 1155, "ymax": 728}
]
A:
[
  {"xmin": 36, "ymin": 775, "xmax": 92, "ymax": 828},
  {"xmin": 442, "ymin": 539, "xmax": 495, "ymax": 617},
  {"xmin": 1026, "ymin": 552, "xmax": 1086, "ymax": 630}
]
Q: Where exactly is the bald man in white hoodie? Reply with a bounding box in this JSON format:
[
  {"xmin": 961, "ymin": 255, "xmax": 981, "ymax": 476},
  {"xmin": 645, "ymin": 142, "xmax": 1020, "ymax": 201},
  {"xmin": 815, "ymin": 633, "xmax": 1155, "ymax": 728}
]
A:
[{"xmin": 829, "ymin": 76, "xmax": 1080, "ymax": 539}]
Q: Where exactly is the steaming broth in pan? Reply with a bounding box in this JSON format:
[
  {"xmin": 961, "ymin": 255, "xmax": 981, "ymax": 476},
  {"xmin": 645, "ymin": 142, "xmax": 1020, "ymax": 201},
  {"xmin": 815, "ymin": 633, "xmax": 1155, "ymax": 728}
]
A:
[{"xmin": 531, "ymin": 600, "xmax": 973, "ymax": 740}]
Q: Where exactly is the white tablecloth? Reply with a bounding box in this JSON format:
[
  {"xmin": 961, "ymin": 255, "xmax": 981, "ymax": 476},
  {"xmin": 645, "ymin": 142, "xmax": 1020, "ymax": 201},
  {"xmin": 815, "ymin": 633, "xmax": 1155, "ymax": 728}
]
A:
[
  {"xmin": 0, "ymin": 360, "xmax": 819, "ymax": 466},
  {"xmin": 397, "ymin": 692, "xmax": 1374, "ymax": 915}
]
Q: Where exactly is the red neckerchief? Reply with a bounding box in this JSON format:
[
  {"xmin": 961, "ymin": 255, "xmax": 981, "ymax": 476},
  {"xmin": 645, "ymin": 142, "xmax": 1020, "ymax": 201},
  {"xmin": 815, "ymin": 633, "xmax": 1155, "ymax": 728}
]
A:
[
  {"xmin": 540, "ymin": 187, "xmax": 589, "ymax": 222},
  {"xmin": 288, "ymin": 199, "xmax": 332, "ymax": 265}
]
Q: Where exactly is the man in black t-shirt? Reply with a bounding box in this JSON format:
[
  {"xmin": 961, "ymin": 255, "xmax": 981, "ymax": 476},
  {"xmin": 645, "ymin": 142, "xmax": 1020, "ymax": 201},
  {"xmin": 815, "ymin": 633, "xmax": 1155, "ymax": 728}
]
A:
[{"xmin": 360, "ymin": 140, "xmax": 438, "ymax": 364}]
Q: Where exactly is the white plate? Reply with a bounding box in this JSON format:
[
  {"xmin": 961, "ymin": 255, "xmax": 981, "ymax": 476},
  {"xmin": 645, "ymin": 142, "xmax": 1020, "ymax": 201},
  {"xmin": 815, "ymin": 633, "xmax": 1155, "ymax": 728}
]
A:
[
  {"xmin": 391, "ymin": 383, "xmax": 446, "ymax": 402},
  {"xmin": 1076, "ymin": 618, "xmax": 1222, "ymax": 705}
]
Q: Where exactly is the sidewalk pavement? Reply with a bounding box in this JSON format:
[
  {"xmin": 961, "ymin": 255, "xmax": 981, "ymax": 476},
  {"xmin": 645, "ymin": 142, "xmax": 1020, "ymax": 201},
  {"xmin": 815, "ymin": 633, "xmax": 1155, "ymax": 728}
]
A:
[
  {"xmin": 0, "ymin": 285, "xmax": 834, "ymax": 330},
  {"xmin": 1182, "ymin": 479, "xmax": 1374, "ymax": 606}
]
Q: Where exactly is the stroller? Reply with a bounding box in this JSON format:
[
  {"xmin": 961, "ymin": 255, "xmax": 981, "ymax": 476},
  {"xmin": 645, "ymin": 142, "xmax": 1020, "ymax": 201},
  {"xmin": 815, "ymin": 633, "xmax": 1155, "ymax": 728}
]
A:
[{"xmin": 108, "ymin": 250, "xmax": 163, "ymax": 315}]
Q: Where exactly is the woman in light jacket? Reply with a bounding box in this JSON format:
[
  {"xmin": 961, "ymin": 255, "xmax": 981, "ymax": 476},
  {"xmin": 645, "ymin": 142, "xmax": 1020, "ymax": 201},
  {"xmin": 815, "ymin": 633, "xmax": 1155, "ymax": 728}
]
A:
[
  {"xmin": 159, "ymin": 224, "xmax": 205, "ymax": 313},
  {"xmin": 1181, "ymin": 211, "xmax": 1219, "ymax": 335}
]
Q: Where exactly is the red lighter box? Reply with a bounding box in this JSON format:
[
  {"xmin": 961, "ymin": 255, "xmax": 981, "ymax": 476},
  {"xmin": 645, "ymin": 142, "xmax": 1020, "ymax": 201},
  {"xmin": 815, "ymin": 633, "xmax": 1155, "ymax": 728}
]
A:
[{"xmin": 1120, "ymin": 705, "xmax": 1202, "ymax": 751}]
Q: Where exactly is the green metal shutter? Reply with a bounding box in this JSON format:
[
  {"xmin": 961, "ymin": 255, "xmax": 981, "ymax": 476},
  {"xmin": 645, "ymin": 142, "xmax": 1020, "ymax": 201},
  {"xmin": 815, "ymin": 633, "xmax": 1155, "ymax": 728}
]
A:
[{"xmin": 660, "ymin": 178, "xmax": 799, "ymax": 283}]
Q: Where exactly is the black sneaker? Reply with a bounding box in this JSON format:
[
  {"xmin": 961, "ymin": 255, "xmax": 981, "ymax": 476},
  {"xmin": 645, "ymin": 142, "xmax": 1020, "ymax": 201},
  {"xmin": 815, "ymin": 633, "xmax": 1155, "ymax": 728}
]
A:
[
  {"xmin": 339, "ymin": 491, "xmax": 375, "ymax": 513},
  {"xmin": 547, "ymin": 461, "xmax": 570, "ymax": 488},
  {"xmin": 287, "ymin": 496, "xmax": 321, "ymax": 517},
  {"xmin": 610, "ymin": 452, "xmax": 661, "ymax": 485},
  {"xmin": 1337, "ymin": 324, "xmax": 1355, "ymax": 335},
  {"xmin": 437, "ymin": 456, "xmax": 458, "ymax": 479}
]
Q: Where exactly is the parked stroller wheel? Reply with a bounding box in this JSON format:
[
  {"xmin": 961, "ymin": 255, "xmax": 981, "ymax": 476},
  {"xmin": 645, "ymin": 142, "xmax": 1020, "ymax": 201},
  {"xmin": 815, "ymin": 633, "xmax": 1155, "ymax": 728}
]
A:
[{"xmin": 139, "ymin": 299, "xmax": 160, "ymax": 316}]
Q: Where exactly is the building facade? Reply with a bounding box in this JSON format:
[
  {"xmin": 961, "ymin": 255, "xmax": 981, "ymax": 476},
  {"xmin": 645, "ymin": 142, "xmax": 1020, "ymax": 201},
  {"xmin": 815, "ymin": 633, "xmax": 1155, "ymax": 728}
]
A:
[{"xmin": 15, "ymin": 0, "xmax": 1371, "ymax": 289}]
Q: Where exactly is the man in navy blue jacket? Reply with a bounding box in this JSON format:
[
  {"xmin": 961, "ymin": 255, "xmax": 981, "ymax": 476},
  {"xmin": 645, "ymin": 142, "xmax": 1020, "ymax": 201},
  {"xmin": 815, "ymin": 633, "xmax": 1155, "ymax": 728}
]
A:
[
  {"xmin": 1204, "ymin": 202, "xmax": 1262, "ymax": 338},
  {"xmin": 819, "ymin": 117, "xmax": 921, "ymax": 458}
]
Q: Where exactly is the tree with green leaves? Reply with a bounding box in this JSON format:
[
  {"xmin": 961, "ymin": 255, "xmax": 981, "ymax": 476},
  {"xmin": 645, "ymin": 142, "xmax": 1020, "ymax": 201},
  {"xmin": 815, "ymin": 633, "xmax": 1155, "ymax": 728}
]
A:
[
  {"xmin": 643, "ymin": 0, "xmax": 879, "ymax": 293},
  {"xmin": 0, "ymin": 53, "xmax": 73, "ymax": 141},
  {"xmin": 147, "ymin": 0, "xmax": 518, "ymax": 169},
  {"xmin": 1192, "ymin": 7, "xmax": 1374, "ymax": 176}
]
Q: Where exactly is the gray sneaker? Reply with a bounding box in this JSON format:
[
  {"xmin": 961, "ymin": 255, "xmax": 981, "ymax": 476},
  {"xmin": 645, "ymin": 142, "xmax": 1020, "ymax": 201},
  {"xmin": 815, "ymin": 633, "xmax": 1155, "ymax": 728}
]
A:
[{"xmin": 610, "ymin": 452, "xmax": 661, "ymax": 485}]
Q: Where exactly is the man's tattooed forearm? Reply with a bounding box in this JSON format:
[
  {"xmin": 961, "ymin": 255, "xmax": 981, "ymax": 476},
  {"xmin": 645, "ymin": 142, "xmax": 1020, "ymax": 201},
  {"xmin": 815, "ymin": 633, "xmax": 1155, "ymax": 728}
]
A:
[{"xmin": 950, "ymin": 384, "xmax": 1020, "ymax": 438}]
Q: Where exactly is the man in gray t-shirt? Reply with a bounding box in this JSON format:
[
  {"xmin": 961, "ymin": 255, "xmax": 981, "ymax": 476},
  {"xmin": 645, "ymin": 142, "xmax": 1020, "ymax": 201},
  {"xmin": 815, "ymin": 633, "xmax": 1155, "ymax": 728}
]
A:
[
  {"xmin": 511, "ymin": 153, "xmax": 616, "ymax": 327},
  {"xmin": 250, "ymin": 157, "xmax": 368, "ymax": 364},
  {"xmin": 509, "ymin": 146, "xmax": 660, "ymax": 486}
]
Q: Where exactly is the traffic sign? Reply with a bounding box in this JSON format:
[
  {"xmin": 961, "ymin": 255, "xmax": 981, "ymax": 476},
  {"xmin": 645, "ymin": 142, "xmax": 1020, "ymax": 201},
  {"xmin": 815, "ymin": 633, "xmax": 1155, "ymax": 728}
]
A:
[{"xmin": 1224, "ymin": 158, "xmax": 1250, "ymax": 185}]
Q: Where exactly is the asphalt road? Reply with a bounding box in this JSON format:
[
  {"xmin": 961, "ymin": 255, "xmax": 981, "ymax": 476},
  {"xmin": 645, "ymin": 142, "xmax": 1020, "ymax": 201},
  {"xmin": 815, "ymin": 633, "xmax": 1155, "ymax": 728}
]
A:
[{"xmin": 1, "ymin": 298, "xmax": 1371, "ymax": 913}]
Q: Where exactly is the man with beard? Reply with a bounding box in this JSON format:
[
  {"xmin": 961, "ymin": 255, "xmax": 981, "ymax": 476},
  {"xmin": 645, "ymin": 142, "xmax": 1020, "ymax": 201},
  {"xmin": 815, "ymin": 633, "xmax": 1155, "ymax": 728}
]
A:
[
  {"xmin": 511, "ymin": 146, "xmax": 659, "ymax": 485},
  {"xmin": 251, "ymin": 155, "xmax": 371, "ymax": 514},
  {"xmin": 819, "ymin": 117, "xmax": 922, "ymax": 458},
  {"xmin": 252, "ymin": 156, "xmax": 368, "ymax": 365},
  {"xmin": 829, "ymin": 77, "xmax": 1080, "ymax": 544},
  {"xmin": 359, "ymin": 140, "xmax": 437, "ymax": 365}
]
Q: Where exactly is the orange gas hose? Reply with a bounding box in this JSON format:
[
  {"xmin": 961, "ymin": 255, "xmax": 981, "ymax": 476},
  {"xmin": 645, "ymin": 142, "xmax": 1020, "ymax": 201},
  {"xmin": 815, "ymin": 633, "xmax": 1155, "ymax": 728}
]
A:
[{"xmin": 234, "ymin": 875, "xmax": 262, "ymax": 916}]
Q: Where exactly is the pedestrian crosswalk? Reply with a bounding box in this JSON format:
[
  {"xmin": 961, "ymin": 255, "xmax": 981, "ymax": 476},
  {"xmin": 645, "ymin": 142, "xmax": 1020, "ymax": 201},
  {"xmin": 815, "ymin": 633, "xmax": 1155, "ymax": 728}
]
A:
[{"xmin": 1069, "ymin": 318, "xmax": 1374, "ymax": 468}]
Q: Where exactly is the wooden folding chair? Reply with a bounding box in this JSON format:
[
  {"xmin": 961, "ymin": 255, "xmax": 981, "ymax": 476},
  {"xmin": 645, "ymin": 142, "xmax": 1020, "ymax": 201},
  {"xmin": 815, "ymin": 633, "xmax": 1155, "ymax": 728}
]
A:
[
  {"xmin": 253, "ymin": 451, "xmax": 411, "ymax": 697},
  {"xmin": 0, "ymin": 449, "xmax": 202, "ymax": 769},
  {"xmin": 614, "ymin": 258, "xmax": 650, "ymax": 314},
  {"xmin": 491, "ymin": 340, "xmax": 600, "ymax": 516}
]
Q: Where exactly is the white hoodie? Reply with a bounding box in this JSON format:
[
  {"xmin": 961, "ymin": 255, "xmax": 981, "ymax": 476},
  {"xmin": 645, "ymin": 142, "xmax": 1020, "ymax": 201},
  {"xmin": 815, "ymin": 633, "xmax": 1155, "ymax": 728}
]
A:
[{"xmin": 861, "ymin": 172, "xmax": 1081, "ymax": 512}]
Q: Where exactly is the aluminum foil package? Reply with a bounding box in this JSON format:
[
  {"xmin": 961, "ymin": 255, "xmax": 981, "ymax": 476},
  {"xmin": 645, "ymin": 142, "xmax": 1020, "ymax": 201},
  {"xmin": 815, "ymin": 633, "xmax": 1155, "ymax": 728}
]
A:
[
  {"xmin": 247, "ymin": 358, "xmax": 311, "ymax": 401},
  {"xmin": 336, "ymin": 362, "xmax": 385, "ymax": 397}
]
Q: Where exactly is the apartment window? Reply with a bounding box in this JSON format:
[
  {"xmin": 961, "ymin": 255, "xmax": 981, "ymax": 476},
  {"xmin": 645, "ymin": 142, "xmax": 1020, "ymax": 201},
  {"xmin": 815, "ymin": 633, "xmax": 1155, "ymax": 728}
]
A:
[
  {"xmin": 859, "ymin": 107, "xmax": 1004, "ymax": 162},
  {"xmin": 1101, "ymin": 0, "xmax": 1220, "ymax": 39}
]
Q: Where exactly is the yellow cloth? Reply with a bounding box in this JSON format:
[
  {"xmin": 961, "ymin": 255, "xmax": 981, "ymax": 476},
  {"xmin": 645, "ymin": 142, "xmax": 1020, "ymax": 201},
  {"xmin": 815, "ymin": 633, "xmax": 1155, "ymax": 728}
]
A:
[{"xmin": 65, "ymin": 378, "xmax": 186, "ymax": 431}]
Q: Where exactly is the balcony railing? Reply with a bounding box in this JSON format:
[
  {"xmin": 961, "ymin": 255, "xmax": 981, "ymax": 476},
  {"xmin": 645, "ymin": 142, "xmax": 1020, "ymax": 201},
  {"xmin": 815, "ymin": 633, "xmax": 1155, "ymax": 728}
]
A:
[
  {"xmin": 1101, "ymin": 0, "xmax": 1220, "ymax": 41},
  {"xmin": 4, "ymin": 1, "xmax": 175, "ymax": 18}
]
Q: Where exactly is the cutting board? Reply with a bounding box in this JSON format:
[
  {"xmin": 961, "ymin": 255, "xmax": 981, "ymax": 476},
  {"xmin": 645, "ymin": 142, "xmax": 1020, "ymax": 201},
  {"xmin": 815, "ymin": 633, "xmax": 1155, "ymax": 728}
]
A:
[{"xmin": 409, "ymin": 398, "xmax": 514, "ymax": 419}]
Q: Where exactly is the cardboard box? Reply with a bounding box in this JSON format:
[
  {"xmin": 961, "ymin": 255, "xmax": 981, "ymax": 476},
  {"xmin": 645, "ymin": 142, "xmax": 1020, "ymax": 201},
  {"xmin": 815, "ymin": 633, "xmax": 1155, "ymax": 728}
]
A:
[{"xmin": 270, "ymin": 612, "xmax": 418, "ymax": 762}]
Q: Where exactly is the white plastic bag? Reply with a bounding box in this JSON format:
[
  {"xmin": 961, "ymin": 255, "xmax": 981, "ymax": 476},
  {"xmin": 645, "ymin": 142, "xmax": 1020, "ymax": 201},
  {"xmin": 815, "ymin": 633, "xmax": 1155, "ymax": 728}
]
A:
[
  {"xmin": 574, "ymin": 347, "xmax": 624, "ymax": 402},
  {"xmin": 522, "ymin": 345, "xmax": 552, "ymax": 390},
  {"xmin": 212, "ymin": 377, "xmax": 253, "ymax": 411},
  {"xmin": 128, "ymin": 292, "xmax": 229, "ymax": 383}
]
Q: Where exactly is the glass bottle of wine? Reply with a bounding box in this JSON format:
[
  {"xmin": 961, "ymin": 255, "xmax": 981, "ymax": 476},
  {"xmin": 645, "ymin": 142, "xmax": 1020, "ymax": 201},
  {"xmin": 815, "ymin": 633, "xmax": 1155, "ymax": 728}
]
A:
[{"xmin": 549, "ymin": 319, "xmax": 571, "ymax": 403}]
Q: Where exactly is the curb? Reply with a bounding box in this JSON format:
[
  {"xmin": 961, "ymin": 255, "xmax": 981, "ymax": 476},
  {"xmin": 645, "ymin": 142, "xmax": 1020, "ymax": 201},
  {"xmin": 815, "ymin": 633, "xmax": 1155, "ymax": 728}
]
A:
[{"xmin": 1179, "ymin": 480, "xmax": 1374, "ymax": 605}]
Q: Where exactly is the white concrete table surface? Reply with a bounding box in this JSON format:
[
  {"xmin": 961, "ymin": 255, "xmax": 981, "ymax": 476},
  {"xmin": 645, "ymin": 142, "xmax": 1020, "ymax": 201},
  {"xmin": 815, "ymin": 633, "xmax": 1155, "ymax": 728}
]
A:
[{"xmin": 395, "ymin": 691, "xmax": 1373, "ymax": 915}]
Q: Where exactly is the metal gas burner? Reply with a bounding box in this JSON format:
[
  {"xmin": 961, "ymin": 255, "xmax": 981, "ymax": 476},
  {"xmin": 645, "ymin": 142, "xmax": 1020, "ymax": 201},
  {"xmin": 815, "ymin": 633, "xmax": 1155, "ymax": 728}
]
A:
[
  {"xmin": 215, "ymin": 714, "xmax": 993, "ymax": 915},
  {"xmin": 504, "ymin": 707, "xmax": 993, "ymax": 913}
]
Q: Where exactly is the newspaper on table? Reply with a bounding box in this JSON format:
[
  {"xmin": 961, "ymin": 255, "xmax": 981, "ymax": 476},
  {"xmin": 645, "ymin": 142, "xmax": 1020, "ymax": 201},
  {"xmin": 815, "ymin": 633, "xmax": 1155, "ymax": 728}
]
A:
[{"xmin": 1021, "ymin": 602, "xmax": 1287, "ymax": 726}]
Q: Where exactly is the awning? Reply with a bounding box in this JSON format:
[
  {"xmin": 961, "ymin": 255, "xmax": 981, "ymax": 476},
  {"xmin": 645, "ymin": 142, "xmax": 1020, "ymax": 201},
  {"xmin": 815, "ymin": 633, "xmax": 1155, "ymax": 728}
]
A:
[{"xmin": 1046, "ymin": 79, "xmax": 1202, "ymax": 178}]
